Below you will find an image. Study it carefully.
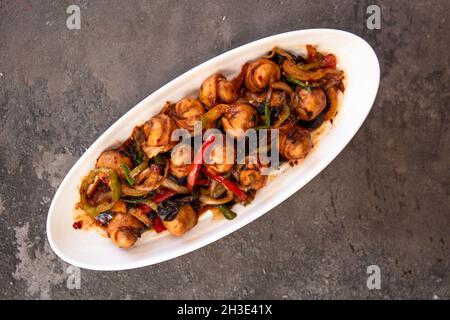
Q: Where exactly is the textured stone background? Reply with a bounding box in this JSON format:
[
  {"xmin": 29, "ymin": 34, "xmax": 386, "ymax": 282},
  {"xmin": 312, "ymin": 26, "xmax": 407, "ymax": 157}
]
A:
[{"xmin": 0, "ymin": 0, "xmax": 449, "ymax": 299}]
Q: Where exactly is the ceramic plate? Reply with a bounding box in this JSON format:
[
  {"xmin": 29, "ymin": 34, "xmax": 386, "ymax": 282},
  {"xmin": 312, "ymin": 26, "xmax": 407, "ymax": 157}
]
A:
[{"xmin": 47, "ymin": 29, "xmax": 380, "ymax": 270}]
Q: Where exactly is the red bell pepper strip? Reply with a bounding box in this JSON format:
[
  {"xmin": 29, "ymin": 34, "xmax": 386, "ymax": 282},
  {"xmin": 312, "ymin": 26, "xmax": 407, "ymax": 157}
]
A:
[
  {"xmin": 152, "ymin": 216, "xmax": 166, "ymax": 233},
  {"xmin": 152, "ymin": 189, "xmax": 176, "ymax": 204},
  {"xmin": 196, "ymin": 178, "xmax": 209, "ymax": 186},
  {"xmin": 321, "ymin": 54, "xmax": 336, "ymax": 68},
  {"xmin": 138, "ymin": 189, "xmax": 175, "ymax": 233},
  {"xmin": 138, "ymin": 203, "xmax": 152, "ymax": 216},
  {"xmin": 201, "ymin": 167, "xmax": 247, "ymax": 201},
  {"xmin": 187, "ymin": 135, "xmax": 216, "ymax": 191}
]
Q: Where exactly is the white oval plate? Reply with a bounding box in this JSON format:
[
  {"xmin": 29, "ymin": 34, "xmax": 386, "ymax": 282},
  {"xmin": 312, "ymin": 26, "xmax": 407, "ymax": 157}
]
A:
[{"xmin": 47, "ymin": 29, "xmax": 380, "ymax": 270}]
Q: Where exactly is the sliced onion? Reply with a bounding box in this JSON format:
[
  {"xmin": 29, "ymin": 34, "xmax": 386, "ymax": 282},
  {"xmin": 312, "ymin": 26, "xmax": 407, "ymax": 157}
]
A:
[
  {"xmin": 95, "ymin": 191, "xmax": 113, "ymax": 204},
  {"xmin": 129, "ymin": 207, "xmax": 152, "ymax": 227},
  {"xmin": 263, "ymin": 47, "xmax": 295, "ymax": 60},
  {"xmin": 121, "ymin": 184, "xmax": 149, "ymax": 197},
  {"xmin": 270, "ymin": 82, "xmax": 293, "ymax": 99},
  {"xmin": 272, "ymin": 104, "xmax": 291, "ymax": 128},
  {"xmin": 163, "ymin": 157, "xmax": 170, "ymax": 178},
  {"xmin": 324, "ymin": 86, "xmax": 339, "ymax": 121},
  {"xmin": 199, "ymin": 189, "xmax": 233, "ymax": 205},
  {"xmin": 210, "ymin": 180, "xmax": 226, "ymax": 198},
  {"xmin": 130, "ymin": 161, "xmax": 148, "ymax": 178},
  {"xmin": 160, "ymin": 178, "xmax": 189, "ymax": 194},
  {"xmin": 86, "ymin": 175, "xmax": 101, "ymax": 197},
  {"xmin": 282, "ymin": 59, "xmax": 339, "ymax": 82}
]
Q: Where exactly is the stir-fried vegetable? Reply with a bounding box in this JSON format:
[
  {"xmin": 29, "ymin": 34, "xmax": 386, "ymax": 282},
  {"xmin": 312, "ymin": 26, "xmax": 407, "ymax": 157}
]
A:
[
  {"xmin": 201, "ymin": 167, "xmax": 248, "ymax": 202},
  {"xmin": 131, "ymin": 189, "xmax": 177, "ymax": 233},
  {"xmin": 152, "ymin": 189, "xmax": 177, "ymax": 203},
  {"xmin": 218, "ymin": 205, "xmax": 237, "ymax": 220},
  {"xmin": 282, "ymin": 59, "xmax": 340, "ymax": 82},
  {"xmin": 160, "ymin": 178, "xmax": 189, "ymax": 194},
  {"xmin": 285, "ymin": 75, "xmax": 312, "ymax": 89},
  {"xmin": 187, "ymin": 135, "xmax": 216, "ymax": 191},
  {"xmin": 152, "ymin": 215, "xmax": 166, "ymax": 233},
  {"xmin": 324, "ymin": 86, "xmax": 339, "ymax": 121},
  {"xmin": 272, "ymin": 104, "xmax": 291, "ymax": 128},
  {"xmin": 130, "ymin": 161, "xmax": 148, "ymax": 178},
  {"xmin": 123, "ymin": 194, "xmax": 154, "ymax": 204},
  {"xmin": 199, "ymin": 189, "xmax": 234, "ymax": 205},
  {"xmin": 120, "ymin": 163, "xmax": 135, "ymax": 186},
  {"xmin": 255, "ymin": 90, "xmax": 272, "ymax": 129},
  {"xmin": 79, "ymin": 169, "xmax": 121, "ymax": 217}
]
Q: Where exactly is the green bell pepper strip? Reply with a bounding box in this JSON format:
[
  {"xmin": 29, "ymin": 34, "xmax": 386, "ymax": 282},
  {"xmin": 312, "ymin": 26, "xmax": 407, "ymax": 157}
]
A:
[
  {"xmin": 79, "ymin": 169, "xmax": 121, "ymax": 217},
  {"xmin": 255, "ymin": 90, "xmax": 272, "ymax": 129},
  {"xmin": 120, "ymin": 163, "xmax": 135, "ymax": 186},
  {"xmin": 218, "ymin": 205, "xmax": 237, "ymax": 220},
  {"xmin": 285, "ymin": 75, "xmax": 321, "ymax": 90},
  {"xmin": 285, "ymin": 75, "xmax": 310, "ymax": 89},
  {"xmin": 123, "ymin": 192, "xmax": 155, "ymax": 204},
  {"xmin": 129, "ymin": 160, "xmax": 148, "ymax": 178}
]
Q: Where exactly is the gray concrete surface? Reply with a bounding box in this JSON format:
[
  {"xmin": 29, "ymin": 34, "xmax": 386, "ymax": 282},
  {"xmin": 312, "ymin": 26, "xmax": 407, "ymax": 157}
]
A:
[{"xmin": 0, "ymin": 0, "xmax": 449, "ymax": 299}]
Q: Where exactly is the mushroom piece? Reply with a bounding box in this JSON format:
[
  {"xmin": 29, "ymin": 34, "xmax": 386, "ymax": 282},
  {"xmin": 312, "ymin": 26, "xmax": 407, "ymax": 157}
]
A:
[
  {"xmin": 244, "ymin": 58, "xmax": 281, "ymax": 93},
  {"xmin": 171, "ymin": 97, "xmax": 205, "ymax": 132},
  {"xmin": 96, "ymin": 150, "xmax": 133, "ymax": 179},
  {"xmin": 142, "ymin": 114, "xmax": 177, "ymax": 158},
  {"xmin": 106, "ymin": 212, "xmax": 145, "ymax": 248},
  {"xmin": 293, "ymin": 88, "xmax": 327, "ymax": 121},
  {"xmin": 162, "ymin": 204, "xmax": 198, "ymax": 236},
  {"xmin": 239, "ymin": 164, "xmax": 267, "ymax": 191},
  {"xmin": 199, "ymin": 73, "xmax": 238, "ymax": 109},
  {"xmin": 169, "ymin": 144, "xmax": 193, "ymax": 179},
  {"xmin": 278, "ymin": 126, "xmax": 312, "ymax": 160},
  {"xmin": 221, "ymin": 102, "xmax": 257, "ymax": 138}
]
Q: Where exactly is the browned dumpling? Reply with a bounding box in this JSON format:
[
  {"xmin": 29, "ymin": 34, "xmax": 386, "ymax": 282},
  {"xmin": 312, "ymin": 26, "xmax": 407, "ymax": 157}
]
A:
[
  {"xmin": 206, "ymin": 136, "xmax": 234, "ymax": 173},
  {"xmin": 142, "ymin": 114, "xmax": 177, "ymax": 158},
  {"xmin": 172, "ymin": 97, "xmax": 205, "ymax": 132},
  {"xmin": 278, "ymin": 126, "xmax": 312, "ymax": 160},
  {"xmin": 169, "ymin": 144, "xmax": 193, "ymax": 178},
  {"xmin": 221, "ymin": 102, "xmax": 257, "ymax": 138},
  {"xmin": 293, "ymin": 88, "xmax": 327, "ymax": 121},
  {"xmin": 106, "ymin": 213, "xmax": 145, "ymax": 248},
  {"xmin": 96, "ymin": 150, "xmax": 132, "ymax": 179},
  {"xmin": 162, "ymin": 204, "xmax": 197, "ymax": 236},
  {"xmin": 244, "ymin": 58, "xmax": 280, "ymax": 93},
  {"xmin": 239, "ymin": 164, "xmax": 267, "ymax": 191},
  {"xmin": 199, "ymin": 73, "xmax": 238, "ymax": 109}
]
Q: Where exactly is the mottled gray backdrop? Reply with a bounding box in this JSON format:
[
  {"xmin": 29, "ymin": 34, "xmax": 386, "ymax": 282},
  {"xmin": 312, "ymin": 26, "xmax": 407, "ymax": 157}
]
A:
[{"xmin": 0, "ymin": 0, "xmax": 449, "ymax": 299}]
